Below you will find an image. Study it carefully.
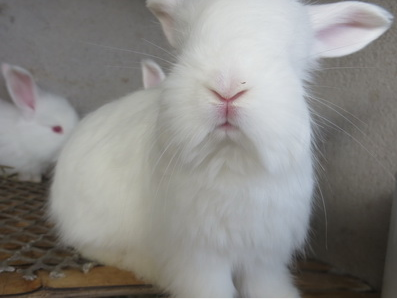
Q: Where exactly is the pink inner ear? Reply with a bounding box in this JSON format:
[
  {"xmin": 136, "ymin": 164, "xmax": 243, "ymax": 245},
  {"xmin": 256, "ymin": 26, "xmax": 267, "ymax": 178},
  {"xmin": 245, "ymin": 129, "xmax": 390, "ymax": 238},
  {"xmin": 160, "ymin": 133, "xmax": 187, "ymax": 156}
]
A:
[
  {"xmin": 315, "ymin": 22, "xmax": 369, "ymax": 53},
  {"xmin": 146, "ymin": 67, "xmax": 162, "ymax": 88},
  {"xmin": 11, "ymin": 71, "xmax": 36, "ymax": 110}
]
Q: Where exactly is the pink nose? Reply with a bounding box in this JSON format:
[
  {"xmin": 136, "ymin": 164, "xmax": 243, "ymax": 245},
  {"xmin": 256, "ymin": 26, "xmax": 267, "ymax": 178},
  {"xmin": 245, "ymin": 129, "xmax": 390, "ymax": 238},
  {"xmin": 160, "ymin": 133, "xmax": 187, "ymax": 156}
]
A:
[{"xmin": 210, "ymin": 89, "xmax": 247, "ymax": 103}]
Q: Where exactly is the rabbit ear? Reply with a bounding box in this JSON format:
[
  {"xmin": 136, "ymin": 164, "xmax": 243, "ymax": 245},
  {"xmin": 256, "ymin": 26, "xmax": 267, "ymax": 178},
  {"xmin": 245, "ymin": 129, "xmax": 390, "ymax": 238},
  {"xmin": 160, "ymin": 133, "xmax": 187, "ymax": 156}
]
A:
[
  {"xmin": 2, "ymin": 64, "xmax": 38, "ymax": 118},
  {"xmin": 147, "ymin": 0, "xmax": 181, "ymax": 47},
  {"xmin": 308, "ymin": 1, "xmax": 393, "ymax": 58},
  {"xmin": 141, "ymin": 59, "xmax": 166, "ymax": 89}
]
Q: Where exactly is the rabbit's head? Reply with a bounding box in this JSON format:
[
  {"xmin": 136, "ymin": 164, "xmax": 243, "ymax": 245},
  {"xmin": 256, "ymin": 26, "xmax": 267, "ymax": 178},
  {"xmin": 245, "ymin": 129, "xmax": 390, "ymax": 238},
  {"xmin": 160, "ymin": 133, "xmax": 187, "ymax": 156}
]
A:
[{"xmin": 147, "ymin": 0, "xmax": 392, "ymax": 175}]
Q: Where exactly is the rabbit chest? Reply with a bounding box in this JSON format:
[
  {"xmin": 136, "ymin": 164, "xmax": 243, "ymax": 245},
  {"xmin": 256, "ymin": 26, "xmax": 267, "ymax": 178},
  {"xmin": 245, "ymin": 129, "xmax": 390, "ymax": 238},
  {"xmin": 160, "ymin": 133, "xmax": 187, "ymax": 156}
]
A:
[{"xmin": 148, "ymin": 158, "xmax": 314, "ymax": 255}]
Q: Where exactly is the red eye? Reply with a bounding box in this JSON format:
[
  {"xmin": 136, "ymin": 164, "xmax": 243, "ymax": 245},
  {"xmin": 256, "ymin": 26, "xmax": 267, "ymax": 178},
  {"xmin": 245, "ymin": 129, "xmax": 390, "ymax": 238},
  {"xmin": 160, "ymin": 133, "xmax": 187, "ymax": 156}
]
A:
[{"xmin": 52, "ymin": 126, "xmax": 63, "ymax": 134}]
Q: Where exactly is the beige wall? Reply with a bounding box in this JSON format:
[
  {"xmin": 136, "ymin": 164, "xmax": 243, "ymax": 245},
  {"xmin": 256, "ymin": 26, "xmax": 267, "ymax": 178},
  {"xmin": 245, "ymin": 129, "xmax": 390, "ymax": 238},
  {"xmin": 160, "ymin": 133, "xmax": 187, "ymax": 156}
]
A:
[{"xmin": 0, "ymin": 0, "xmax": 396, "ymax": 289}]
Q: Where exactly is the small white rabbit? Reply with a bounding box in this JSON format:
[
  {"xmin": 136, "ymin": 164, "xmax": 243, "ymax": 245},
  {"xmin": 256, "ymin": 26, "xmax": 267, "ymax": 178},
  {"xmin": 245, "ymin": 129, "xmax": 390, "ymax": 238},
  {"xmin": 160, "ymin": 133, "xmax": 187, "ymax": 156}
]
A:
[
  {"xmin": 49, "ymin": 0, "xmax": 392, "ymax": 297},
  {"xmin": 0, "ymin": 64, "xmax": 79, "ymax": 182},
  {"xmin": 141, "ymin": 59, "xmax": 165, "ymax": 89}
]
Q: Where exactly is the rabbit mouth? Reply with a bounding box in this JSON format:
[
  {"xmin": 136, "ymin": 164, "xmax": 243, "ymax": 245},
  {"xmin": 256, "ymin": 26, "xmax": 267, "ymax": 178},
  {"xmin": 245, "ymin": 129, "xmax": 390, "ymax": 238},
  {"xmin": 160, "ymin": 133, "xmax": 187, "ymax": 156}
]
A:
[
  {"xmin": 216, "ymin": 118, "xmax": 241, "ymax": 133},
  {"xmin": 210, "ymin": 87, "xmax": 247, "ymax": 132},
  {"xmin": 215, "ymin": 106, "xmax": 240, "ymax": 132},
  {"xmin": 213, "ymin": 119, "xmax": 243, "ymax": 141},
  {"xmin": 218, "ymin": 122, "xmax": 235, "ymax": 130}
]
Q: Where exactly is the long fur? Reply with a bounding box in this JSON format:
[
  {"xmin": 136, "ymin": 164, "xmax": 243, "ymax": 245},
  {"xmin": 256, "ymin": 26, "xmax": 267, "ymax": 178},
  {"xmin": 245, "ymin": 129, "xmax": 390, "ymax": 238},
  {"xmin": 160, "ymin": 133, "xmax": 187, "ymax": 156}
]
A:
[{"xmin": 49, "ymin": 0, "xmax": 392, "ymax": 297}]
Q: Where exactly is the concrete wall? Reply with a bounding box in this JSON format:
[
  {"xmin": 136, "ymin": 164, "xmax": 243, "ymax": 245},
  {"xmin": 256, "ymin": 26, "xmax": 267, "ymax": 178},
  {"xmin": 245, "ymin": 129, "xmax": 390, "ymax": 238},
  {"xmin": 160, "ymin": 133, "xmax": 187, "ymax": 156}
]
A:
[
  {"xmin": 0, "ymin": 0, "xmax": 168, "ymax": 114},
  {"xmin": 0, "ymin": 0, "xmax": 396, "ymax": 289},
  {"xmin": 310, "ymin": 0, "xmax": 397, "ymax": 288}
]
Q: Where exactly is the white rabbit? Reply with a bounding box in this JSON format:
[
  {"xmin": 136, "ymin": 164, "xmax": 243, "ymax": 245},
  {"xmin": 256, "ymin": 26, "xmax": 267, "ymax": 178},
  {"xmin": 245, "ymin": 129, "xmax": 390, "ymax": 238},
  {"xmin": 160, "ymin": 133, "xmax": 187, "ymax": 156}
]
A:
[
  {"xmin": 0, "ymin": 64, "xmax": 79, "ymax": 182},
  {"xmin": 141, "ymin": 59, "xmax": 165, "ymax": 89},
  {"xmin": 49, "ymin": 0, "xmax": 392, "ymax": 297}
]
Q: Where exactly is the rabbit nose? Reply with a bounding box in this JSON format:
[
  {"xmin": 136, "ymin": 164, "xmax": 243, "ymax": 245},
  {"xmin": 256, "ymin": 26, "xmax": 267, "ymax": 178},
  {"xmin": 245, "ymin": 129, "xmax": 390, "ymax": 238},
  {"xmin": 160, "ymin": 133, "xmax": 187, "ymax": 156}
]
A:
[{"xmin": 210, "ymin": 89, "xmax": 247, "ymax": 103}]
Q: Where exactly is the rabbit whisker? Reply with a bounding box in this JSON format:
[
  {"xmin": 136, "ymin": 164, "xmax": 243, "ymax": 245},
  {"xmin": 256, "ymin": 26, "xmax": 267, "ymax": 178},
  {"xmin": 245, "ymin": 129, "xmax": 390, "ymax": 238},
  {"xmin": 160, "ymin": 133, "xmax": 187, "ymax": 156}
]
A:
[
  {"xmin": 142, "ymin": 38, "xmax": 177, "ymax": 60},
  {"xmin": 81, "ymin": 41, "xmax": 175, "ymax": 66},
  {"xmin": 310, "ymin": 109, "xmax": 394, "ymax": 180}
]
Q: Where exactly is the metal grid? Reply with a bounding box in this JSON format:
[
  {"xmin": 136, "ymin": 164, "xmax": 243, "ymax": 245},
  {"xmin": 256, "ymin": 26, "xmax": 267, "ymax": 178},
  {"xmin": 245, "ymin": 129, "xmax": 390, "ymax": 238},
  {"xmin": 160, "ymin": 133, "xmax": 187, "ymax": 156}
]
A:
[{"xmin": 0, "ymin": 178, "xmax": 94, "ymax": 280}]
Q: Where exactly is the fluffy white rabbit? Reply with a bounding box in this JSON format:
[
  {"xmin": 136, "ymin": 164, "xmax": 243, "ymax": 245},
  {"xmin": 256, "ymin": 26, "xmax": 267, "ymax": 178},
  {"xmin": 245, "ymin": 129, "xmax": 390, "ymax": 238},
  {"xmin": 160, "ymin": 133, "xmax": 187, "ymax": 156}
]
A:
[
  {"xmin": 49, "ymin": 0, "xmax": 392, "ymax": 297},
  {"xmin": 0, "ymin": 64, "xmax": 79, "ymax": 182},
  {"xmin": 141, "ymin": 59, "xmax": 165, "ymax": 89}
]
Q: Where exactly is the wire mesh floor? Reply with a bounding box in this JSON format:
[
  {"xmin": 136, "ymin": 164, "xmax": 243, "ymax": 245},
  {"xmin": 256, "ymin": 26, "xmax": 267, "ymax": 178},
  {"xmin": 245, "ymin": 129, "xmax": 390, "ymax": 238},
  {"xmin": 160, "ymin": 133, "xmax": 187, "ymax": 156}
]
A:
[
  {"xmin": 0, "ymin": 178, "xmax": 93, "ymax": 280},
  {"xmin": 0, "ymin": 177, "xmax": 380, "ymax": 297}
]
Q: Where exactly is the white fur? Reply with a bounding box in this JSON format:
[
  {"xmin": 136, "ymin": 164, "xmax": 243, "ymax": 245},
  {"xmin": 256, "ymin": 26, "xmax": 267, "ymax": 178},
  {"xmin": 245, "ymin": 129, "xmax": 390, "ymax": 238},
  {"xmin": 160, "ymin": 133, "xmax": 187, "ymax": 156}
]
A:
[
  {"xmin": 141, "ymin": 59, "xmax": 166, "ymax": 89},
  {"xmin": 49, "ymin": 0, "xmax": 392, "ymax": 297},
  {"xmin": 0, "ymin": 64, "xmax": 79, "ymax": 182}
]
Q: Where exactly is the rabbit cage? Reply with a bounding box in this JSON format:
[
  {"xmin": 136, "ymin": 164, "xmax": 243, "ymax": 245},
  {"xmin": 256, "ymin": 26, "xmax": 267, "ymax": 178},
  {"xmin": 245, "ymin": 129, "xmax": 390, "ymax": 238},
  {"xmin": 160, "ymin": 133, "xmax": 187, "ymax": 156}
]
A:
[{"xmin": 0, "ymin": 176, "xmax": 384, "ymax": 297}]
